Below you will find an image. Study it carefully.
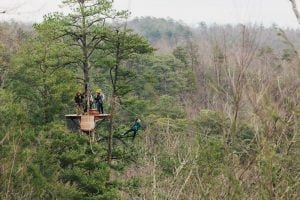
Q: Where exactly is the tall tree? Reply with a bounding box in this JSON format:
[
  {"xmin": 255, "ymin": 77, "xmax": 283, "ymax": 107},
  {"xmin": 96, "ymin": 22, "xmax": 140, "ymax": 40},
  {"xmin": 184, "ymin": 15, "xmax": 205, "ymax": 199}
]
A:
[
  {"xmin": 0, "ymin": 43, "xmax": 9, "ymax": 88},
  {"xmin": 40, "ymin": 0, "xmax": 126, "ymax": 109},
  {"xmin": 103, "ymin": 28, "xmax": 154, "ymax": 164},
  {"xmin": 9, "ymin": 25, "xmax": 76, "ymax": 124}
]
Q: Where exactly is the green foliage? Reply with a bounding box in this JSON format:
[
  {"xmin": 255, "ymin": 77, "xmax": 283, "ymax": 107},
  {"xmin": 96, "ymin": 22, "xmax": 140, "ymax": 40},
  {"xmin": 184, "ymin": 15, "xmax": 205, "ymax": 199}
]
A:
[
  {"xmin": 9, "ymin": 34, "xmax": 75, "ymax": 124},
  {"xmin": 197, "ymin": 136, "xmax": 225, "ymax": 176},
  {"xmin": 173, "ymin": 46, "xmax": 189, "ymax": 66},
  {"xmin": 0, "ymin": 90, "xmax": 27, "ymax": 129},
  {"xmin": 151, "ymin": 95, "xmax": 185, "ymax": 119},
  {"xmin": 127, "ymin": 54, "xmax": 196, "ymax": 97},
  {"xmin": 0, "ymin": 43, "xmax": 9, "ymax": 86},
  {"xmin": 158, "ymin": 153, "xmax": 177, "ymax": 176},
  {"xmin": 194, "ymin": 110, "xmax": 226, "ymax": 135},
  {"xmin": 24, "ymin": 124, "xmax": 118, "ymax": 200},
  {"xmin": 237, "ymin": 124, "xmax": 256, "ymax": 143},
  {"xmin": 129, "ymin": 17, "xmax": 192, "ymax": 45},
  {"xmin": 94, "ymin": 28, "xmax": 154, "ymax": 97},
  {"xmin": 3, "ymin": 10, "xmax": 300, "ymax": 200},
  {"xmin": 235, "ymin": 124, "xmax": 257, "ymax": 164}
]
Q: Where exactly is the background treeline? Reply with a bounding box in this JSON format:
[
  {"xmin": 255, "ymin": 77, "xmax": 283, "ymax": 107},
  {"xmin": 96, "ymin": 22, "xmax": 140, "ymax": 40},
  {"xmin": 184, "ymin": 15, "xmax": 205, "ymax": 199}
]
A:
[{"xmin": 0, "ymin": 13, "xmax": 299, "ymax": 200}]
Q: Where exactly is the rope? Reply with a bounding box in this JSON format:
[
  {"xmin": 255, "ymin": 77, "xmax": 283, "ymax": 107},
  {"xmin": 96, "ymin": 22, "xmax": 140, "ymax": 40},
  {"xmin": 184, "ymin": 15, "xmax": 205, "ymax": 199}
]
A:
[
  {"xmin": 106, "ymin": 0, "xmax": 221, "ymax": 139},
  {"xmin": 114, "ymin": 100, "xmax": 211, "ymax": 137},
  {"xmin": 115, "ymin": 100, "xmax": 143, "ymax": 117},
  {"xmin": 89, "ymin": 129, "xmax": 96, "ymax": 154},
  {"xmin": 114, "ymin": 100, "xmax": 229, "ymax": 141}
]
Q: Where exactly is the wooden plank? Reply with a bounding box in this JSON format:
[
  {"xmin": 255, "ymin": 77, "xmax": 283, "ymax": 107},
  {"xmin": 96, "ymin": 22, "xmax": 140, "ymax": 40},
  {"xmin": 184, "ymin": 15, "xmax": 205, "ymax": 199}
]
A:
[
  {"xmin": 65, "ymin": 113, "xmax": 110, "ymax": 132},
  {"xmin": 65, "ymin": 114, "xmax": 81, "ymax": 120},
  {"xmin": 80, "ymin": 115, "xmax": 95, "ymax": 132},
  {"xmin": 94, "ymin": 114, "xmax": 111, "ymax": 121}
]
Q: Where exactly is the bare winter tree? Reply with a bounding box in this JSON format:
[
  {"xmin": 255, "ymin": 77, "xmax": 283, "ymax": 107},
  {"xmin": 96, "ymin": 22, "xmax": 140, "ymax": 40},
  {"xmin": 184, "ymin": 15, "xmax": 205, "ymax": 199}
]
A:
[
  {"xmin": 286, "ymin": 0, "xmax": 300, "ymax": 76},
  {"xmin": 289, "ymin": 0, "xmax": 300, "ymax": 24}
]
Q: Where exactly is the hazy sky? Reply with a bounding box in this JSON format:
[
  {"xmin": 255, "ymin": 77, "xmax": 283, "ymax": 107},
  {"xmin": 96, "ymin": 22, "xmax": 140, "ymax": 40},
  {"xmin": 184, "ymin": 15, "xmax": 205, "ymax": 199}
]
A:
[{"xmin": 0, "ymin": 0, "xmax": 299, "ymax": 28}]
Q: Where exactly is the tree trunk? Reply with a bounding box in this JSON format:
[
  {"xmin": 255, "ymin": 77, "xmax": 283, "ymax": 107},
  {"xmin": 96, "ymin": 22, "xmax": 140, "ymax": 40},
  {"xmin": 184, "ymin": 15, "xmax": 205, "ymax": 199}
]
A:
[
  {"xmin": 83, "ymin": 60, "xmax": 90, "ymax": 112},
  {"xmin": 108, "ymin": 31, "xmax": 121, "ymax": 165},
  {"xmin": 108, "ymin": 95, "xmax": 115, "ymax": 165},
  {"xmin": 80, "ymin": 1, "xmax": 90, "ymax": 112},
  {"xmin": 289, "ymin": 0, "xmax": 300, "ymax": 25}
]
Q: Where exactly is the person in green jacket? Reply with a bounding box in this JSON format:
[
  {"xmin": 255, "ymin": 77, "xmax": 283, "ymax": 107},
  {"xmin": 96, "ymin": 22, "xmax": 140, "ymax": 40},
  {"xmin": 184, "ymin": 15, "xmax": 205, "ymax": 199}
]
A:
[{"xmin": 123, "ymin": 117, "xmax": 141, "ymax": 141}]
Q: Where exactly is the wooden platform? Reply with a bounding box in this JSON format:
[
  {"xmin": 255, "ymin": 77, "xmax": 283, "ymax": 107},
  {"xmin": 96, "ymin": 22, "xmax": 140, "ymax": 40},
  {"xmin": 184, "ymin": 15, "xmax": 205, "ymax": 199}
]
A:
[
  {"xmin": 80, "ymin": 115, "xmax": 95, "ymax": 132},
  {"xmin": 65, "ymin": 113, "xmax": 111, "ymax": 120},
  {"xmin": 65, "ymin": 109, "xmax": 110, "ymax": 133}
]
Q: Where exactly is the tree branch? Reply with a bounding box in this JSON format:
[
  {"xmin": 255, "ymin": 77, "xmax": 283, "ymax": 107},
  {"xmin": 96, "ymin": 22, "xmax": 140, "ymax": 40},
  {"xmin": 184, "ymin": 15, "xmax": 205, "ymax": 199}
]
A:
[{"xmin": 289, "ymin": 0, "xmax": 300, "ymax": 25}]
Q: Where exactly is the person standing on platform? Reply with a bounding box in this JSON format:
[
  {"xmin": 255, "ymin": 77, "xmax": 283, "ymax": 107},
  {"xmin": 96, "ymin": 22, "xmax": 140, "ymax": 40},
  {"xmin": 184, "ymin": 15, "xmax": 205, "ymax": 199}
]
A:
[
  {"xmin": 94, "ymin": 89, "xmax": 105, "ymax": 114},
  {"xmin": 90, "ymin": 93, "xmax": 94, "ymax": 109},
  {"xmin": 74, "ymin": 91, "xmax": 84, "ymax": 114}
]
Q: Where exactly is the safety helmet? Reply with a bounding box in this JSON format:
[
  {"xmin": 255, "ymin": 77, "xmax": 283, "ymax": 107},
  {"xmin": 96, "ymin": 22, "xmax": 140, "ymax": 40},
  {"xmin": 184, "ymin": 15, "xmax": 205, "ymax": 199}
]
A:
[{"xmin": 96, "ymin": 89, "xmax": 101, "ymax": 93}]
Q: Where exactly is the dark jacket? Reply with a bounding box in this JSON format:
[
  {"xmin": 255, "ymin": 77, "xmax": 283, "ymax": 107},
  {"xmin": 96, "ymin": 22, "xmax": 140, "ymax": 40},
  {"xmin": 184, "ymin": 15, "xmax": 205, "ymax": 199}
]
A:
[
  {"xmin": 131, "ymin": 119, "xmax": 141, "ymax": 131},
  {"xmin": 94, "ymin": 93, "xmax": 104, "ymax": 104},
  {"xmin": 74, "ymin": 94, "xmax": 84, "ymax": 104}
]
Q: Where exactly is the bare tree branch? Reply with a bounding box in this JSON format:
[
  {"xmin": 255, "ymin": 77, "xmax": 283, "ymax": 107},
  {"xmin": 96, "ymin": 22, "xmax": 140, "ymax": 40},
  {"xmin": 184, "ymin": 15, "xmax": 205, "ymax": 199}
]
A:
[{"xmin": 289, "ymin": 0, "xmax": 300, "ymax": 24}]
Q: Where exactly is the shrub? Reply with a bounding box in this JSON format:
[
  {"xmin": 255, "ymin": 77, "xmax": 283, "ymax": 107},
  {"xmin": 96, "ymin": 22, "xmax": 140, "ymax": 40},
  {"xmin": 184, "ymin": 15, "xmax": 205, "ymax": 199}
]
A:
[{"xmin": 194, "ymin": 110, "xmax": 226, "ymax": 135}]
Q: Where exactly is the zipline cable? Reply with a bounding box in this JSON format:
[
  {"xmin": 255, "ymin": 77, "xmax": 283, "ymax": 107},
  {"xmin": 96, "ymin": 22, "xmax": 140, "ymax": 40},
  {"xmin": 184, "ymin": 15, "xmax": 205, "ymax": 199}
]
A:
[
  {"xmin": 109, "ymin": 0, "xmax": 223, "ymax": 139},
  {"xmin": 114, "ymin": 100, "xmax": 223, "ymax": 138}
]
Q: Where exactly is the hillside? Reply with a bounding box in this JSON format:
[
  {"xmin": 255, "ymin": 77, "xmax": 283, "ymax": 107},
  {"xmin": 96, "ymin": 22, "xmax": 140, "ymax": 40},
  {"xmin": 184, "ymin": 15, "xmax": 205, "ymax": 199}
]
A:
[
  {"xmin": 1, "ymin": 5, "xmax": 300, "ymax": 200},
  {"xmin": 128, "ymin": 17, "xmax": 192, "ymax": 51}
]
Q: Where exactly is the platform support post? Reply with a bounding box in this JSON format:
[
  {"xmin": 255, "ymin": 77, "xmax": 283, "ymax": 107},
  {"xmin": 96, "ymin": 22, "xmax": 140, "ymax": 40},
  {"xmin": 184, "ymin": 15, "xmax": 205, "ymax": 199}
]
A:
[{"xmin": 92, "ymin": 132, "xmax": 95, "ymax": 142}]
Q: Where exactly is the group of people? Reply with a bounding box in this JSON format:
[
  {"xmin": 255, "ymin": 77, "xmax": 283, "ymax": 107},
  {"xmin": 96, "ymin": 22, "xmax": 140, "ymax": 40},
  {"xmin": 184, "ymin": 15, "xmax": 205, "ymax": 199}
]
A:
[
  {"xmin": 74, "ymin": 89, "xmax": 141, "ymax": 141},
  {"xmin": 74, "ymin": 89, "xmax": 105, "ymax": 115}
]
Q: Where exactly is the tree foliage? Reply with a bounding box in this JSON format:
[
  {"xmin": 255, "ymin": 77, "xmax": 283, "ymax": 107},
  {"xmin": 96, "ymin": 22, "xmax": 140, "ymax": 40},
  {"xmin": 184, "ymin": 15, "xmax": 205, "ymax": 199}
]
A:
[{"xmin": 1, "ymin": 11, "xmax": 300, "ymax": 200}]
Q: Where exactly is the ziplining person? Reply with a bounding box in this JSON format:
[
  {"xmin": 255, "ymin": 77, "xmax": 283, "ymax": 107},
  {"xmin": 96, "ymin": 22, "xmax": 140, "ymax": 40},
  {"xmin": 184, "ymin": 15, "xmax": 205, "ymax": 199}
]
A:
[{"xmin": 122, "ymin": 117, "xmax": 142, "ymax": 141}]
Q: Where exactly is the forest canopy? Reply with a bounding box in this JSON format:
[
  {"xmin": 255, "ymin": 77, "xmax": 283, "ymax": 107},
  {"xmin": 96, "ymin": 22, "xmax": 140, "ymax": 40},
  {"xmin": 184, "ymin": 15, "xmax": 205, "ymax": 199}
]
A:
[{"xmin": 0, "ymin": 1, "xmax": 299, "ymax": 199}]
